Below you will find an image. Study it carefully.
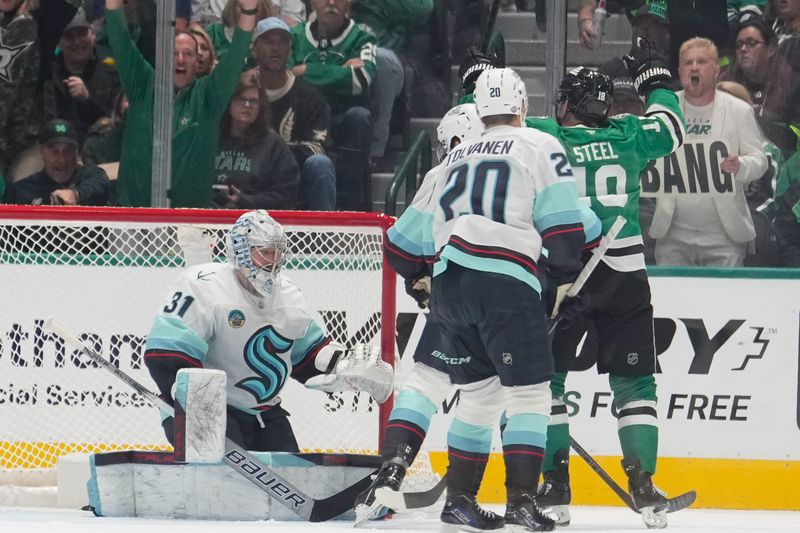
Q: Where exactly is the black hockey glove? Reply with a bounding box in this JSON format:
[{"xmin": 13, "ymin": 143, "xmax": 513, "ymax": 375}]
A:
[
  {"xmin": 459, "ymin": 46, "xmax": 496, "ymax": 95},
  {"xmin": 555, "ymin": 292, "xmax": 591, "ymax": 325},
  {"xmin": 623, "ymin": 37, "xmax": 675, "ymax": 97},
  {"xmin": 404, "ymin": 273, "xmax": 431, "ymax": 310}
]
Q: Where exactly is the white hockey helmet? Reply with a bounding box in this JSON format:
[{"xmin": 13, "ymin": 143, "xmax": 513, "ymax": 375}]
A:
[
  {"xmin": 473, "ymin": 67, "xmax": 528, "ymax": 118},
  {"xmin": 436, "ymin": 103, "xmax": 484, "ymax": 160},
  {"xmin": 227, "ymin": 210, "xmax": 288, "ymax": 297}
]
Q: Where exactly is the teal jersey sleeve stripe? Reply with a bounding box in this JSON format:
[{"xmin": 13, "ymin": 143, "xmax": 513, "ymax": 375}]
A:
[
  {"xmin": 290, "ymin": 320, "xmax": 327, "ymax": 366},
  {"xmin": 580, "ymin": 203, "xmax": 603, "ymax": 243},
  {"xmin": 435, "ymin": 248, "xmax": 543, "ymax": 294},
  {"xmin": 448, "ymin": 418, "xmax": 493, "ymax": 454},
  {"xmin": 502, "ymin": 413, "xmax": 549, "ymax": 447},
  {"xmin": 534, "ymin": 181, "xmax": 583, "ymax": 225},
  {"xmin": 145, "ymin": 315, "xmax": 208, "ymax": 362},
  {"xmin": 388, "ymin": 208, "xmax": 436, "ymax": 256}
]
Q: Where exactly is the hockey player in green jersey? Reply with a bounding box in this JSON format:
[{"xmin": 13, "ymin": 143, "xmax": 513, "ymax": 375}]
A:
[{"xmin": 525, "ymin": 46, "xmax": 686, "ymax": 529}]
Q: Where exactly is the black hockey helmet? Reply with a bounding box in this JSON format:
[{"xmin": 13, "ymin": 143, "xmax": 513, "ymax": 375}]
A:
[{"xmin": 553, "ymin": 67, "xmax": 614, "ymax": 126}]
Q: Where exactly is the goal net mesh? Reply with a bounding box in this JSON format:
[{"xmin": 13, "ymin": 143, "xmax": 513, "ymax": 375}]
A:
[{"xmin": 0, "ymin": 209, "xmax": 441, "ymax": 489}]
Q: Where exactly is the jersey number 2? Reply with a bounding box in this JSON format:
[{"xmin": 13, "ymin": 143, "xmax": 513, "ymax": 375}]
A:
[{"xmin": 440, "ymin": 161, "xmax": 510, "ymax": 223}]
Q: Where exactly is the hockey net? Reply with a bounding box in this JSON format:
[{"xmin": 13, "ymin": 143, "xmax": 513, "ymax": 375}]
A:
[{"xmin": 0, "ymin": 206, "xmax": 437, "ymax": 496}]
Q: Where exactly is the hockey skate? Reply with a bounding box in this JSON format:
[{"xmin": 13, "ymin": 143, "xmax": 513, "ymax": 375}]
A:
[
  {"xmin": 622, "ymin": 457, "xmax": 668, "ymax": 529},
  {"xmin": 353, "ymin": 444, "xmax": 412, "ymax": 526},
  {"xmin": 506, "ymin": 491, "xmax": 556, "ymax": 532},
  {"xmin": 534, "ymin": 449, "xmax": 571, "ymax": 526},
  {"xmin": 440, "ymin": 493, "xmax": 505, "ymax": 532}
]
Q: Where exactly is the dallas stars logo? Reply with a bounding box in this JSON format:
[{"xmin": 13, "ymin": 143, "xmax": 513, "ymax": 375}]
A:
[{"xmin": 0, "ymin": 30, "xmax": 33, "ymax": 84}]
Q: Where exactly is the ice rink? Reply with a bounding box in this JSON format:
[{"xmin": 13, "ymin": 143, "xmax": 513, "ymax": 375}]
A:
[{"xmin": 1, "ymin": 505, "xmax": 798, "ymax": 533}]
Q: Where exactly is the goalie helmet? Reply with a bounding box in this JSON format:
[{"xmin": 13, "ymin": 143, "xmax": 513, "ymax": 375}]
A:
[
  {"xmin": 473, "ymin": 67, "xmax": 528, "ymax": 118},
  {"xmin": 436, "ymin": 103, "xmax": 483, "ymax": 160},
  {"xmin": 553, "ymin": 67, "xmax": 614, "ymax": 126},
  {"xmin": 227, "ymin": 210, "xmax": 288, "ymax": 297}
]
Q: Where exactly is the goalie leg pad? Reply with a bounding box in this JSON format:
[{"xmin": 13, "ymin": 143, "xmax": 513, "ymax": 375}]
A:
[{"xmin": 175, "ymin": 368, "xmax": 227, "ymax": 463}]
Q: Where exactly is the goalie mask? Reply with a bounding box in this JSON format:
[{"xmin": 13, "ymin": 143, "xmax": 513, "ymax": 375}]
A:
[
  {"xmin": 473, "ymin": 67, "xmax": 528, "ymax": 118},
  {"xmin": 554, "ymin": 67, "xmax": 613, "ymax": 126},
  {"xmin": 436, "ymin": 103, "xmax": 483, "ymax": 161},
  {"xmin": 227, "ymin": 210, "xmax": 288, "ymax": 297}
]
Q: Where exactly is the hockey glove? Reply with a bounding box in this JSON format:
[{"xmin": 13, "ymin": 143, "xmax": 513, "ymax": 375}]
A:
[
  {"xmin": 305, "ymin": 344, "xmax": 394, "ymax": 404},
  {"xmin": 555, "ymin": 292, "xmax": 591, "ymax": 325},
  {"xmin": 404, "ymin": 273, "xmax": 431, "ymax": 309},
  {"xmin": 459, "ymin": 46, "xmax": 496, "ymax": 95},
  {"xmin": 623, "ymin": 37, "xmax": 675, "ymax": 97}
]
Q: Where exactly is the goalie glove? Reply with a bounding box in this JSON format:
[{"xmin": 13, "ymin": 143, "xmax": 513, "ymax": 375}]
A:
[
  {"xmin": 404, "ymin": 274, "xmax": 431, "ymax": 309},
  {"xmin": 623, "ymin": 37, "xmax": 674, "ymax": 97},
  {"xmin": 305, "ymin": 344, "xmax": 394, "ymax": 404}
]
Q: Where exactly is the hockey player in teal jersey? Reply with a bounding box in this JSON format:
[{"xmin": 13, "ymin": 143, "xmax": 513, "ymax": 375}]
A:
[{"xmin": 525, "ymin": 46, "xmax": 686, "ymax": 529}]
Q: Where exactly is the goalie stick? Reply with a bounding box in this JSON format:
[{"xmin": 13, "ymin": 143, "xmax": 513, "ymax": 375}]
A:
[
  {"xmin": 44, "ymin": 317, "xmax": 375, "ymax": 523},
  {"xmin": 569, "ymin": 437, "xmax": 697, "ymax": 514},
  {"xmin": 371, "ymin": 218, "xmax": 627, "ymax": 513}
]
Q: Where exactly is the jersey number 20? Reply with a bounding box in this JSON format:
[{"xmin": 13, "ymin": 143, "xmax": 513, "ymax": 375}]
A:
[{"xmin": 440, "ymin": 161, "xmax": 510, "ymax": 223}]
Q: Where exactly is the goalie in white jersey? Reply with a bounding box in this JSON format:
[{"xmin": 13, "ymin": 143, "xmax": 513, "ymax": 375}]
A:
[{"xmin": 143, "ymin": 210, "xmax": 393, "ymax": 452}]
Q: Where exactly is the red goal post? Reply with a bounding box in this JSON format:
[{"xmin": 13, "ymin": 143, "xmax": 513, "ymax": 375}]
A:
[{"xmin": 0, "ymin": 206, "xmax": 397, "ymax": 488}]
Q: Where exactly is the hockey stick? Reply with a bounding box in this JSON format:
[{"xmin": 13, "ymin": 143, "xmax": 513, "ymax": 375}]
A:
[
  {"xmin": 569, "ymin": 437, "xmax": 697, "ymax": 514},
  {"xmin": 548, "ymin": 215, "xmax": 625, "ymax": 334},
  {"xmin": 44, "ymin": 317, "xmax": 375, "ymax": 523},
  {"xmin": 374, "ymin": 474, "xmax": 447, "ymax": 512},
  {"xmin": 480, "ymin": 0, "xmax": 502, "ymax": 54}
]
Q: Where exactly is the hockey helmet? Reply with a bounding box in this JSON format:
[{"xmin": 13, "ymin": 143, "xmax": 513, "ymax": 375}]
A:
[
  {"xmin": 473, "ymin": 67, "xmax": 528, "ymax": 118},
  {"xmin": 227, "ymin": 210, "xmax": 288, "ymax": 297},
  {"xmin": 554, "ymin": 67, "xmax": 614, "ymax": 126},
  {"xmin": 436, "ymin": 103, "xmax": 484, "ymax": 160}
]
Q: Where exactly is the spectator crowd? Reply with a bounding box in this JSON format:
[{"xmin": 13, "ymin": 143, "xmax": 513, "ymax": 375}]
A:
[{"xmin": 0, "ymin": 0, "xmax": 798, "ymax": 266}]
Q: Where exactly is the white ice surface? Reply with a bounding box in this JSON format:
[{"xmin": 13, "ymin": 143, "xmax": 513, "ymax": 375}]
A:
[{"xmin": 1, "ymin": 505, "xmax": 798, "ymax": 533}]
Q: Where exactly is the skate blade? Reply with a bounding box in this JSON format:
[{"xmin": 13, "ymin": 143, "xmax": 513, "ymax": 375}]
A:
[
  {"xmin": 640, "ymin": 506, "xmax": 667, "ymax": 529},
  {"xmin": 353, "ymin": 500, "xmax": 388, "ymax": 528},
  {"xmin": 541, "ymin": 504, "xmax": 570, "ymax": 526}
]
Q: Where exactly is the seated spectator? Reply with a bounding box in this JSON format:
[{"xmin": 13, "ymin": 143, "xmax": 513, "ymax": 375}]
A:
[
  {"xmin": 188, "ymin": 23, "xmax": 218, "ymax": 77},
  {"xmin": 351, "ymin": 0, "xmax": 434, "ymax": 169},
  {"xmin": 250, "ymin": 17, "xmax": 336, "ymax": 210},
  {"xmin": 212, "ymin": 79, "xmax": 299, "ymax": 209},
  {"xmin": 4, "ymin": 119, "xmax": 110, "ymax": 206},
  {"xmin": 1, "ymin": 0, "xmax": 80, "ymax": 184},
  {"xmin": 772, "ymin": 0, "xmax": 800, "ymax": 42},
  {"xmin": 289, "ymin": 0, "xmax": 377, "ymax": 210},
  {"xmin": 720, "ymin": 19, "xmax": 799, "ymax": 158},
  {"xmin": 649, "ymin": 38, "xmax": 768, "ymax": 267},
  {"xmin": 774, "ymin": 149, "xmax": 800, "ymax": 266},
  {"xmin": 104, "ymin": 0, "xmax": 258, "ymax": 207},
  {"xmin": 46, "ymin": 7, "xmax": 121, "ymax": 147},
  {"xmin": 207, "ymin": 0, "xmax": 273, "ymax": 61}
]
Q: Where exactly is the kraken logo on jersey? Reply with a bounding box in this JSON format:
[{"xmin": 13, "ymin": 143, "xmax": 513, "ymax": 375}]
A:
[
  {"xmin": 228, "ymin": 310, "xmax": 246, "ymax": 328},
  {"xmin": 236, "ymin": 326, "xmax": 293, "ymax": 403}
]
